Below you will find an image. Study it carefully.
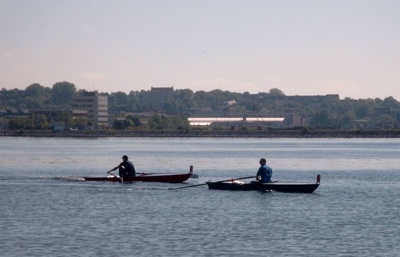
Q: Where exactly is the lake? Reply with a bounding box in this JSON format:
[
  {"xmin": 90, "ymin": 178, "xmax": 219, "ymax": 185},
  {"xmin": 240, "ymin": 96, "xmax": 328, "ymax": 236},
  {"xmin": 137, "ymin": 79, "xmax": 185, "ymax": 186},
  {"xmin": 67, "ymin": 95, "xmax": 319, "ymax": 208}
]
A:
[{"xmin": 1, "ymin": 137, "xmax": 400, "ymax": 256}]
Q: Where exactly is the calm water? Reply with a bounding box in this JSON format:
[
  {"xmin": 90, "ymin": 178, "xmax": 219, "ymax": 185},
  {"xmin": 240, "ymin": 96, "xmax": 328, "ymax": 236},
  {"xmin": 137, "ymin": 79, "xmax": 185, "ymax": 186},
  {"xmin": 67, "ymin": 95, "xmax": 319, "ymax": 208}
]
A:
[{"xmin": 1, "ymin": 137, "xmax": 400, "ymax": 257}]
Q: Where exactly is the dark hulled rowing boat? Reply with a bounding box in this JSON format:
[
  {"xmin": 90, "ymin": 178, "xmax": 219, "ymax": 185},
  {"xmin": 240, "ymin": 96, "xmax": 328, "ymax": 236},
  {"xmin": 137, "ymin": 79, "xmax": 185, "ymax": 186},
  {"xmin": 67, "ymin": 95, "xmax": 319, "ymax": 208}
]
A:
[
  {"xmin": 83, "ymin": 166, "xmax": 193, "ymax": 183},
  {"xmin": 206, "ymin": 175, "xmax": 320, "ymax": 193}
]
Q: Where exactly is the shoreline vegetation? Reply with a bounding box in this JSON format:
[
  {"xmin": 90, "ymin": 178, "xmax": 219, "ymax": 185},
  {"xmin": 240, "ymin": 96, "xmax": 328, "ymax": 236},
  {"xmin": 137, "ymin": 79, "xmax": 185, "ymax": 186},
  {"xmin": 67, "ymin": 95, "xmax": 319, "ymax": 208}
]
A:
[{"xmin": 2, "ymin": 129, "xmax": 400, "ymax": 138}]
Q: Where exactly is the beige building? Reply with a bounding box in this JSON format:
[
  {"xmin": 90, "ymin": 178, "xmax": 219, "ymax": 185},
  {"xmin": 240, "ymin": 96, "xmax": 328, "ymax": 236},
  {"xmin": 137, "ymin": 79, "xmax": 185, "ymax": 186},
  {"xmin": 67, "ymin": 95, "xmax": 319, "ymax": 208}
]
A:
[{"xmin": 71, "ymin": 91, "xmax": 108, "ymax": 126}]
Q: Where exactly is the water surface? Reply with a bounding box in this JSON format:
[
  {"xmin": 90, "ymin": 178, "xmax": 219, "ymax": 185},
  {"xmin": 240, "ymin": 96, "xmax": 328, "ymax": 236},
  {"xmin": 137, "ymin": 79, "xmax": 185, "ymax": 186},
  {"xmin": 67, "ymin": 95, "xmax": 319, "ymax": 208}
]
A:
[{"xmin": 1, "ymin": 137, "xmax": 400, "ymax": 256}]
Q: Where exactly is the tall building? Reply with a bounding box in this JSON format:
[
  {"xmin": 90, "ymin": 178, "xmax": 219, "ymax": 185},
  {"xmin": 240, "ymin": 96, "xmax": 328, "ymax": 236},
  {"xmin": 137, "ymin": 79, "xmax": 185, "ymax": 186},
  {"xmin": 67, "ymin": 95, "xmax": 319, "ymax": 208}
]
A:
[
  {"xmin": 143, "ymin": 87, "xmax": 174, "ymax": 109},
  {"xmin": 71, "ymin": 91, "xmax": 108, "ymax": 126}
]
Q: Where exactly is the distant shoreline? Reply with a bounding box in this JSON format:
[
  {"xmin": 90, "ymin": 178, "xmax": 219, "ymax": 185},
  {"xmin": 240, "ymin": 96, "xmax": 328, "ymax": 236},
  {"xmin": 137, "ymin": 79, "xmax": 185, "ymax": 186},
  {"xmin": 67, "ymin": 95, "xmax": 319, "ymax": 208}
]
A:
[{"xmin": 2, "ymin": 129, "xmax": 400, "ymax": 138}]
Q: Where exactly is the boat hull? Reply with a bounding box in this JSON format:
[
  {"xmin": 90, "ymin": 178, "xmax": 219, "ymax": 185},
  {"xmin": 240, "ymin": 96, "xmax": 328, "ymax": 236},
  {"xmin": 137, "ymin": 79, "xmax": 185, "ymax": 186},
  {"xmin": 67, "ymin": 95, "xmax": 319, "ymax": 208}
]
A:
[
  {"xmin": 83, "ymin": 166, "xmax": 193, "ymax": 183},
  {"xmin": 206, "ymin": 181, "xmax": 320, "ymax": 193}
]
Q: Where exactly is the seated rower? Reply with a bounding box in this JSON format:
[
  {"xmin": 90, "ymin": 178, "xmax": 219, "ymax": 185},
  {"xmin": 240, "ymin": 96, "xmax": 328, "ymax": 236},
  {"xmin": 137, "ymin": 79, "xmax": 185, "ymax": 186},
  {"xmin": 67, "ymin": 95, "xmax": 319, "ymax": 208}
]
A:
[
  {"xmin": 107, "ymin": 155, "xmax": 136, "ymax": 178},
  {"xmin": 256, "ymin": 158, "xmax": 272, "ymax": 183}
]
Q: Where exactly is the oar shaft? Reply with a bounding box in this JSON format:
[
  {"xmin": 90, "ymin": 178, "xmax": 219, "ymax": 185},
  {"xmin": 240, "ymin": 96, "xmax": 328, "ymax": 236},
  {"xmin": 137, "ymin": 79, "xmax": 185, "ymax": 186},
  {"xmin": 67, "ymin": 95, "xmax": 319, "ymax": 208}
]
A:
[
  {"xmin": 169, "ymin": 175, "xmax": 254, "ymax": 190},
  {"xmin": 169, "ymin": 183, "xmax": 207, "ymax": 190}
]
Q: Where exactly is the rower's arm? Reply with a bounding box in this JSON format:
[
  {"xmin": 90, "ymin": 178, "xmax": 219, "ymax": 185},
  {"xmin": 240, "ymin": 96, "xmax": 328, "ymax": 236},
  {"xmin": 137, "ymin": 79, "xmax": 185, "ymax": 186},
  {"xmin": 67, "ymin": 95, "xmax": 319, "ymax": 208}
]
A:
[{"xmin": 107, "ymin": 166, "xmax": 119, "ymax": 174}]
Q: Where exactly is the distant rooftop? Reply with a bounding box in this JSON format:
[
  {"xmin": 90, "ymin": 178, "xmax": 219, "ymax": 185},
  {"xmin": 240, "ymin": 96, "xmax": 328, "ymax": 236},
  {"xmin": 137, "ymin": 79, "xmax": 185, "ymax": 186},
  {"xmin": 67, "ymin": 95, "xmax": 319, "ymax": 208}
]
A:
[{"xmin": 188, "ymin": 117, "xmax": 284, "ymax": 126}]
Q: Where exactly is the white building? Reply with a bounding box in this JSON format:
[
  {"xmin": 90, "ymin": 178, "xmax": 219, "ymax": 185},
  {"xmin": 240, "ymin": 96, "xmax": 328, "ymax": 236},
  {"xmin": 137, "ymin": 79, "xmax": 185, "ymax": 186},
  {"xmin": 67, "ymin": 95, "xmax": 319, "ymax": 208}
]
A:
[
  {"xmin": 71, "ymin": 91, "xmax": 108, "ymax": 126},
  {"xmin": 188, "ymin": 117, "xmax": 285, "ymax": 127}
]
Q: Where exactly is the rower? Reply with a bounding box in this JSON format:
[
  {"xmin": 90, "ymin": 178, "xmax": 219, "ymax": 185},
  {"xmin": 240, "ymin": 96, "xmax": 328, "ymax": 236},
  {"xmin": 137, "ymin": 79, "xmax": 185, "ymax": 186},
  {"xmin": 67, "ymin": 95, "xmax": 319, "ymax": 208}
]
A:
[
  {"xmin": 255, "ymin": 158, "xmax": 272, "ymax": 183},
  {"xmin": 107, "ymin": 155, "xmax": 136, "ymax": 178}
]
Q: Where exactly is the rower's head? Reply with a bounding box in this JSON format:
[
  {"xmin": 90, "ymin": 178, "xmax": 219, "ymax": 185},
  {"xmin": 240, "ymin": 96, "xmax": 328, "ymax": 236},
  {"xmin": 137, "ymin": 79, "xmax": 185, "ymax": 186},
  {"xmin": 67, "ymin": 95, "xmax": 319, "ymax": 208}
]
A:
[
  {"xmin": 259, "ymin": 158, "xmax": 266, "ymax": 166},
  {"xmin": 122, "ymin": 155, "xmax": 128, "ymax": 161}
]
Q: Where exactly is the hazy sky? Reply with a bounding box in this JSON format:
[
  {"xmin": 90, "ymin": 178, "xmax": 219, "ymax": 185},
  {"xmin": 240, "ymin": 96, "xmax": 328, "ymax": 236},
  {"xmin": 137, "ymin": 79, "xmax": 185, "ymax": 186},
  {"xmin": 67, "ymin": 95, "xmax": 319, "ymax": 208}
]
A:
[{"xmin": 1, "ymin": 0, "xmax": 399, "ymax": 100}]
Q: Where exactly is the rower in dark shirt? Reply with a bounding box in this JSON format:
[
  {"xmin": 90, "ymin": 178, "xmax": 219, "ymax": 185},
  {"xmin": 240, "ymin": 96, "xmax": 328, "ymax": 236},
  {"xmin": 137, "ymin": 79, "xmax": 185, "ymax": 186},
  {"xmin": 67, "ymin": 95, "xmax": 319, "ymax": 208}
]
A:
[{"xmin": 107, "ymin": 155, "xmax": 136, "ymax": 178}]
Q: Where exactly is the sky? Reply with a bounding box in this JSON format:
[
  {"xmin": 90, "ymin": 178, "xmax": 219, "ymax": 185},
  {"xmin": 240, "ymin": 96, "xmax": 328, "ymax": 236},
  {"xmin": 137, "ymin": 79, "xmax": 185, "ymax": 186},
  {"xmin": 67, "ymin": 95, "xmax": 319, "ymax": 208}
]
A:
[{"xmin": 1, "ymin": 0, "xmax": 399, "ymax": 100}]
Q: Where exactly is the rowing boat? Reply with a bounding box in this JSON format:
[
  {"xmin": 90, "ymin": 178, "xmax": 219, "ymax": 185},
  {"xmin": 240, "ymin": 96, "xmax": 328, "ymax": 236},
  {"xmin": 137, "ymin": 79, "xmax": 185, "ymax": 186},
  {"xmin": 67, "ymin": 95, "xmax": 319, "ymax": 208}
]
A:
[
  {"xmin": 206, "ymin": 174, "xmax": 320, "ymax": 193},
  {"xmin": 83, "ymin": 166, "xmax": 193, "ymax": 183}
]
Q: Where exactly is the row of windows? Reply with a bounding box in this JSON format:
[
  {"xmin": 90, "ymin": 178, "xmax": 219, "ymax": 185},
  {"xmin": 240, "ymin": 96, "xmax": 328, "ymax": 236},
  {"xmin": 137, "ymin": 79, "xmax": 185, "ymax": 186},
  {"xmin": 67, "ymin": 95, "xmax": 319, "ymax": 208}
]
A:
[{"xmin": 72, "ymin": 104, "xmax": 94, "ymax": 108}]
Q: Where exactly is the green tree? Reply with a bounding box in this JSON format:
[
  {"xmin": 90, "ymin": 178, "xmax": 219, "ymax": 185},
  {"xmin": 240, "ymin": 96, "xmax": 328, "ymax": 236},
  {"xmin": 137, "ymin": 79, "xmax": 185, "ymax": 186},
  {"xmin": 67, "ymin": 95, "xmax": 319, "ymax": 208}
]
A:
[
  {"xmin": 147, "ymin": 114, "xmax": 189, "ymax": 130},
  {"xmin": 56, "ymin": 111, "xmax": 73, "ymax": 126},
  {"xmin": 52, "ymin": 81, "xmax": 76, "ymax": 105},
  {"xmin": 0, "ymin": 88, "xmax": 25, "ymax": 108},
  {"xmin": 22, "ymin": 96, "xmax": 43, "ymax": 108},
  {"xmin": 173, "ymin": 114, "xmax": 190, "ymax": 130},
  {"xmin": 341, "ymin": 111, "xmax": 355, "ymax": 129},
  {"xmin": 148, "ymin": 114, "xmax": 161, "ymax": 129},
  {"xmin": 147, "ymin": 114, "xmax": 171, "ymax": 129},
  {"xmin": 25, "ymin": 83, "xmax": 51, "ymax": 98},
  {"xmin": 383, "ymin": 96, "xmax": 399, "ymax": 109},
  {"xmin": 126, "ymin": 115, "xmax": 141, "ymax": 127},
  {"xmin": 34, "ymin": 114, "xmax": 49, "ymax": 129},
  {"xmin": 8, "ymin": 117, "xmax": 31, "ymax": 129},
  {"xmin": 113, "ymin": 91, "xmax": 128, "ymax": 105},
  {"xmin": 355, "ymin": 99, "xmax": 375, "ymax": 119},
  {"xmin": 113, "ymin": 119, "xmax": 132, "ymax": 130},
  {"xmin": 269, "ymin": 88, "xmax": 285, "ymax": 96},
  {"xmin": 309, "ymin": 109, "xmax": 337, "ymax": 128},
  {"xmin": 193, "ymin": 90, "xmax": 209, "ymax": 108},
  {"xmin": 74, "ymin": 117, "xmax": 93, "ymax": 127},
  {"xmin": 24, "ymin": 83, "xmax": 52, "ymax": 108},
  {"xmin": 127, "ymin": 91, "xmax": 141, "ymax": 111},
  {"xmin": 375, "ymin": 114, "xmax": 395, "ymax": 129},
  {"xmin": 173, "ymin": 89, "xmax": 194, "ymax": 113}
]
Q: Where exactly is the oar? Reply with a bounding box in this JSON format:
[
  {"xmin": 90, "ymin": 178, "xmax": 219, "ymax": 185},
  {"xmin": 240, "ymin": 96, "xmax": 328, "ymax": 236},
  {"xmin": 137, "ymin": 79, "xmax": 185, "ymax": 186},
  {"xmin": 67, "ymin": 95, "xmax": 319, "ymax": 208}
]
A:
[
  {"xmin": 136, "ymin": 171, "xmax": 174, "ymax": 175},
  {"xmin": 169, "ymin": 175, "xmax": 254, "ymax": 190},
  {"xmin": 137, "ymin": 167, "xmax": 199, "ymax": 178},
  {"xmin": 136, "ymin": 172, "xmax": 199, "ymax": 177}
]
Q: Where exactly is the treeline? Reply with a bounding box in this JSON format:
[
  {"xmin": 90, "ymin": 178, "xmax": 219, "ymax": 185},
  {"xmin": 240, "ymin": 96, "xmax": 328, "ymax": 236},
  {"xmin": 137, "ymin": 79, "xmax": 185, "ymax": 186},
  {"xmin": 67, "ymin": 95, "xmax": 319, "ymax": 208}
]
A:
[
  {"xmin": 1, "ymin": 81, "xmax": 400, "ymax": 130},
  {"xmin": 1, "ymin": 82, "xmax": 76, "ymax": 109}
]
